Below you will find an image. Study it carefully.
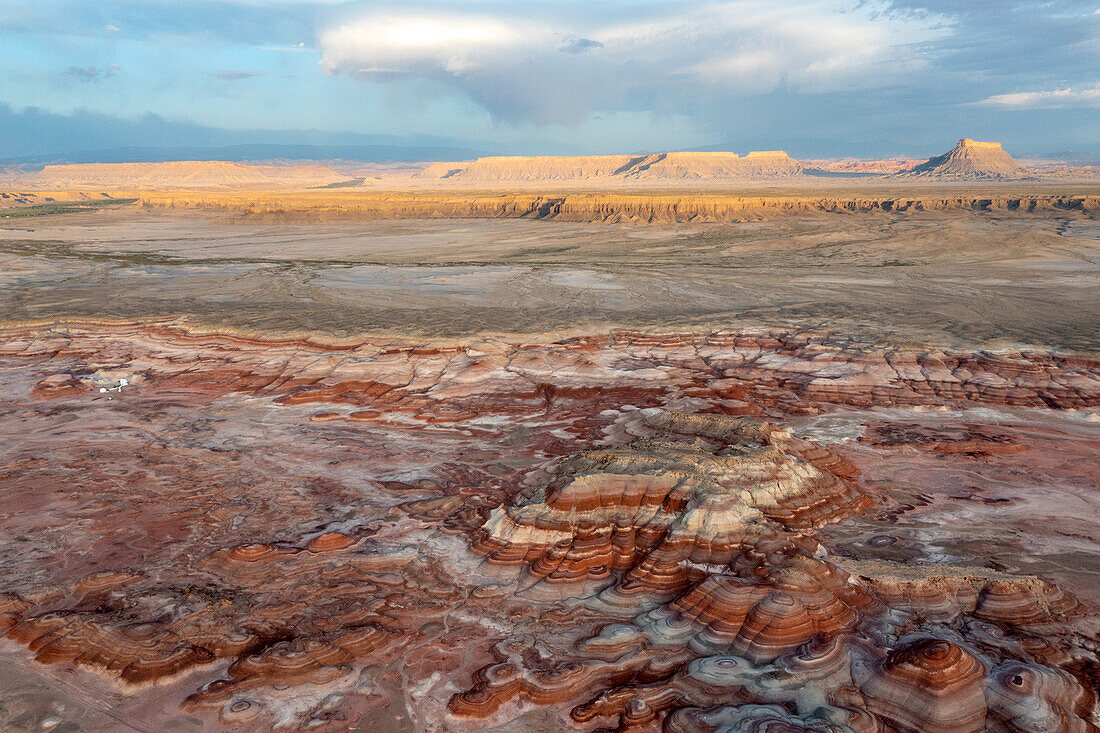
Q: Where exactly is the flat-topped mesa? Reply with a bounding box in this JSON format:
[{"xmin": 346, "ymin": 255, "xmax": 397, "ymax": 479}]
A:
[
  {"xmin": 626, "ymin": 151, "xmax": 801, "ymax": 180},
  {"xmin": 959, "ymin": 139, "xmax": 1005, "ymax": 149},
  {"xmin": 416, "ymin": 150, "xmax": 803, "ymax": 182},
  {"xmin": 26, "ymin": 160, "xmax": 350, "ymax": 189},
  {"xmin": 428, "ymin": 154, "xmax": 640, "ymax": 181},
  {"xmin": 417, "ymin": 161, "xmax": 474, "ymax": 179},
  {"xmin": 900, "ymin": 138, "xmax": 1031, "ymax": 180}
]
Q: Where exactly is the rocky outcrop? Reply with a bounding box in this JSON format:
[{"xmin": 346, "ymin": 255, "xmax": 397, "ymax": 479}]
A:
[{"xmin": 900, "ymin": 139, "xmax": 1031, "ymax": 180}]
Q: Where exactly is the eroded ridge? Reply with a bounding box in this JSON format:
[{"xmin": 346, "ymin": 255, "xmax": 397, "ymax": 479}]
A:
[
  {"xmin": 135, "ymin": 191, "xmax": 1100, "ymax": 223},
  {"xmin": 6, "ymin": 321, "xmax": 1100, "ymax": 415},
  {"xmin": 453, "ymin": 411, "xmax": 1100, "ymax": 731}
]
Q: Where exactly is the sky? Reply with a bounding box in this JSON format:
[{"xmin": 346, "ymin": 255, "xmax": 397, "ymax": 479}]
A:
[{"xmin": 1, "ymin": 0, "xmax": 1098, "ymax": 159}]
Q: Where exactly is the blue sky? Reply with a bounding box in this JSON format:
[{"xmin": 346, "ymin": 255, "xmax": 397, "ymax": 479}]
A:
[{"xmin": 1, "ymin": 1, "xmax": 1098, "ymax": 158}]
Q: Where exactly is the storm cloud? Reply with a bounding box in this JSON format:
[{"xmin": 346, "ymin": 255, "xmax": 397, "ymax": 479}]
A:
[
  {"xmin": 318, "ymin": 2, "xmax": 954, "ymax": 124},
  {"xmin": 1, "ymin": 0, "xmax": 1097, "ymax": 156}
]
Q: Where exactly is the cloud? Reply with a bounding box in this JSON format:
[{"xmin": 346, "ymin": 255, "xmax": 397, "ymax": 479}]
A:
[
  {"xmin": 318, "ymin": 1, "xmax": 952, "ymax": 123},
  {"xmin": 321, "ymin": 13, "xmax": 530, "ymax": 76},
  {"xmin": 560, "ymin": 37, "xmax": 603, "ymax": 54},
  {"xmin": 978, "ymin": 85, "xmax": 1100, "ymax": 109},
  {"xmin": 62, "ymin": 64, "xmax": 119, "ymax": 83},
  {"xmin": 212, "ymin": 70, "xmax": 267, "ymax": 80}
]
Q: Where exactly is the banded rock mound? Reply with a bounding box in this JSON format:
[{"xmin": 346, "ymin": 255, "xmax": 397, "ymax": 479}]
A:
[
  {"xmin": 899, "ymin": 139, "xmax": 1031, "ymax": 180},
  {"xmin": 471, "ymin": 410, "xmax": 866, "ymax": 606},
  {"xmin": 453, "ymin": 409, "xmax": 1100, "ymax": 732}
]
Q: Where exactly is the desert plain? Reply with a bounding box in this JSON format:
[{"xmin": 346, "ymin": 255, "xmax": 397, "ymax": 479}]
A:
[{"xmin": 1, "ymin": 149, "xmax": 1099, "ymax": 732}]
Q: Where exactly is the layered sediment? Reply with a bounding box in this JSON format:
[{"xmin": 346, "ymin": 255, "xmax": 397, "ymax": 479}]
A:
[
  {"xmin": 9, "ymin": 321, "xmax": 1099, "ymax": 411},
  {"xmin": 453, "ymin": 407, "xmax": 1096, "ymax": 731},
  {"xmin": 1, "ymin": 320, "xmax": 1098, "ymax": 729},
  {"xmin": 137, "ymin": 190, "xmax": 1100, "ymax": 222}
]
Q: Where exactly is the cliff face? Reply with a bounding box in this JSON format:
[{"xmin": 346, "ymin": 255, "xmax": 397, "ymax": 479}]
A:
[
  {"xmin": 416, "ymin": 151, "xmax": 802, "ymax": 182},
  {"xmin": 901, "ymin": 139, "xmax": 1031, "ymax": 180},
  {"xmin": 139, "ymin": 190, "xmax": 1100, "ymax": 223}
]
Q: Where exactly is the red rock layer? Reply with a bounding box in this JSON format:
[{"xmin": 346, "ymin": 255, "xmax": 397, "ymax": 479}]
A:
[
  {"xmin": 452, "ymin": 551, "xmax": 1099, "ymax": 731},
  {"xmin": 0, "ymin": 321, "xmax": 1097, "ymax": 730},
  {"xmin": 8, "ymin": 613, "xmax": 218, "ymax": 685},
  {"xmin": 4, "ymin": 323, "xmax": 1098, "ymax": 423},
  {"xmin": 448, "ymin": 413, "xmax": 1098, "ymax": 730},
  {"xmin": 859, "ymin": 639, "xmax": 988, "ymax": 733},
  {"xmin": 470, "ymin": 411, "xmax": 870, "ymax": 605}
]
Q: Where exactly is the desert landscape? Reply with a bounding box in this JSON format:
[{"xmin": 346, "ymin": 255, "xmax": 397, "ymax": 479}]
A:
[{"xmin": 0, "ymin": 130, "xmax": 1098, "ymax": 733}]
